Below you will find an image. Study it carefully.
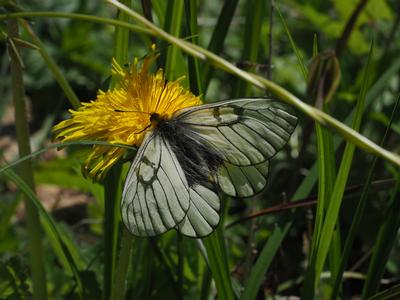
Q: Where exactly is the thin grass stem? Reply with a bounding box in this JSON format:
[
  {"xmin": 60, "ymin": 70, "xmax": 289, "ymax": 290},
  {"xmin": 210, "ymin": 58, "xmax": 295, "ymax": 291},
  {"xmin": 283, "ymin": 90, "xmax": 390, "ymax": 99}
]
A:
[{"xmin": 7, "ymin": 17, "xmax": 48, "ymax": 300}]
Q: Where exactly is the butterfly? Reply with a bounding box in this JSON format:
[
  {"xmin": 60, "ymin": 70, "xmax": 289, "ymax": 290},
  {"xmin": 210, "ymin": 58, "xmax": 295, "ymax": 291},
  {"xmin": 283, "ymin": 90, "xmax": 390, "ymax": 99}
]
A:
[{"xmin": 121, "ymin": 98, "xmax": 297, "ymax": 238}]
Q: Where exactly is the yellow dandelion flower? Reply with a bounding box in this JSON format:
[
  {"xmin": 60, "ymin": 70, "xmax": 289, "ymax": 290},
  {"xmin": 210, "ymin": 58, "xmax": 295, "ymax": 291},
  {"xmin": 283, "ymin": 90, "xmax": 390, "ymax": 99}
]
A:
[{"xmin": 53, "ymin": 56, "xmax": 201, "ymax": 180}]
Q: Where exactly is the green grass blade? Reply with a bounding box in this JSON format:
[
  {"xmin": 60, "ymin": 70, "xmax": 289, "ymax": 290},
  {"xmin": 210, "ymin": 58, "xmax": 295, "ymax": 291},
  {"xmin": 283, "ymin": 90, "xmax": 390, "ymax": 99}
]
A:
[
  {"xmin": 151, "ymin": 0, "xmax": 167, "ymax": 25},
  {"xmin": 0, "ymin": 191, "xmax": 21, "ymax": 237},
  {"xmin": 277, "ymin": 16, "xmax": 340, "ymax": 295},
  {"xmin": 148, "ymin": 238, "xmax": 180, "ymax": 297},
  {"xmin": 20, "ymin": 20, "xmax": 80, "ymax": 109},
  {"xmin": 199, "ymin": 258, "xmax": 212, "ymax": 300},
  {"xmin": 302, "ymin": 123, "xmax": 338, "ymax": 296},
  {"xmin": 111, "ymin": 0, "xmax": 130, "ymax": 87},
  {"xmin": 7, "ymin": 18, "xmax": 48, "ymax": 300},
  {"xmin": 111, "ymin": 228, "xmax": 133, "ymax": 300},
  {"xmin": 307, "ymin": 42, "xmax": 374, "ymax": 297},
  {"xmin": 0, "ymin": 140, "xmax": 137, "ymax": 176},
  {"xmin": 331, "ymin": 96, "xmax": 399, "ymax": 299},
  {"xmin": 202, "ymin": 0, "xmax": 239, "ymax": 93},
  {"xmin": 366, "ymin": 283, "xmax": 400, "ymax": 300},
  {"xmin": 240, "ymin": 224, "xmax": 288, "ymax": 300},
  {"xmin": 240, "ymin": 10, "xmax": 320, "ymax": 298},
  {"xmin": 361, "ymin": 177, "xmax": 400, "ymax": 298},
  {"xmin": 203, "ymin": 227, "xmax": 234, "ymax": 300},
  {"xmin": 2, "ymin": 168, "xmax": 84, "ymax": 297},
  {"xmin": 312, "ymin": 33, "xmax": 318, "ymax": 56},
  {"xmin": 163, "ymin": 0, "xmax": 184, "ymax": 80},
  {"xmin": 0, "ymin": 11, "xmax": 152, "ymax": 35},
  {"xmin": 103, "ymin": 167, "xmax": 123, "ymax": 300},
  {"xmin": 184, "ymin": 0, "xmax": 203, "ymax": 96},
  {"xmin": 206, "ymin": 0, "xmax": 239, "ymax": 54},
  {"xmin": 276, "ymin": 6, "xmax": 307, "ymax": 80},
  {"xmin": 232, "ymin": 0, "xmax": 264, "ymax": 97},
  {"xmin": 104, "ymin": 3, "xmax": 131, "ymax": 298}
]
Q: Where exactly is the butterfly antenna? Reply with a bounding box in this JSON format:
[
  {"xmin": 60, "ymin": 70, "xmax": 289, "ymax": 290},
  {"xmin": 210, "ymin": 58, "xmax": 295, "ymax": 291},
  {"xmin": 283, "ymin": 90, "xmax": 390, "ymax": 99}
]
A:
[{"xmin": 132, "ymin": 124, "xmax": 151, "ymax": 134}]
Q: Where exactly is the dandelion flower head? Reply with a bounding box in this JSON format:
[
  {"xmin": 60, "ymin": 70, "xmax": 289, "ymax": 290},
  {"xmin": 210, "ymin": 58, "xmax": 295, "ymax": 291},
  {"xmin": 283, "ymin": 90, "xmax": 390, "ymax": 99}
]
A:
[{"xmin": 53, "ymin": 55, "xmax": 201, "ymax": 180}]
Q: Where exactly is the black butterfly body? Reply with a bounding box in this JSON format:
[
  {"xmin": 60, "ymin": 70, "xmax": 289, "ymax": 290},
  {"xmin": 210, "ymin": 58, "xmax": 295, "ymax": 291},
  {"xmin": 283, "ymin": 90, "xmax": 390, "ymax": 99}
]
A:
[
  {"xmin": 150, "ymin": 112, "xmax": 224, "ymax": 187},
  {"xmin": 121, "ymin": 98, "xmax": 297, "ymax": 238}
]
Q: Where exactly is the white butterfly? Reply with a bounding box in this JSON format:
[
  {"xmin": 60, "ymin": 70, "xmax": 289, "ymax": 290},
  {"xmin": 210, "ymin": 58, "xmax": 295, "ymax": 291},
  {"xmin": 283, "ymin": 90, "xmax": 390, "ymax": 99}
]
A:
[{"xmin": 121, "ymin": 98, "xmax": 297, "ymax": 238}]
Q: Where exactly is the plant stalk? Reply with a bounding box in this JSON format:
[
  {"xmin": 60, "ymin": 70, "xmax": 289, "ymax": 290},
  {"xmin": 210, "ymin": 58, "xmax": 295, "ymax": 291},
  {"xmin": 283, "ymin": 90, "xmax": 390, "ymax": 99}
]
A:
[
  {"xmin": 111, "ymin": 228, "xmax": 133, "ymax": 300},
  {"xmin": 7, "ymin": 18, "xmax": 48, "ymax": 300}
]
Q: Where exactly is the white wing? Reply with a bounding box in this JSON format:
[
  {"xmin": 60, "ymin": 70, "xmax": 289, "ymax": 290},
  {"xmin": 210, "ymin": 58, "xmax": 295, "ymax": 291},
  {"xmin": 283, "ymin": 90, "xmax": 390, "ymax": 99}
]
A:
[
  {"xmin": 177, "ymin": 184, "xmax": 220, "ymax": 238},
  {"xmin": 121, "ymin": 131, "xmax": 190, "ymax": 236}
]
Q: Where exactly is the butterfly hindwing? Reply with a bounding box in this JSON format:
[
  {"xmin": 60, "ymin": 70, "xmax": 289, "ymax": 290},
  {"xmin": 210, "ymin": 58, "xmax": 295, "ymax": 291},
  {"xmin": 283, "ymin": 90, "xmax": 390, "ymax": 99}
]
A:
[
  {"xmin": 217, "ymin": 160, "xmax": 270, "ymax": 198},
  {"xmin": 177, "ymin": 184, "xmax": 220, "ymax": 238},
  {"xmin": 121, "ymin": 131, "xmax": 190, "ymax": 236}
]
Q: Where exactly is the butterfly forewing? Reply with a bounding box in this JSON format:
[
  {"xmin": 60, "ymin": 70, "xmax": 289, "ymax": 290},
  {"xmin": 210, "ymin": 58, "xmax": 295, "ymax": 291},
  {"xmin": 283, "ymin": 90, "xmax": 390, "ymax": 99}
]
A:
[
  {"xmin": 175, "ymin": 98, "xmax": 297, "ymax": 167},
  {"xmin": 175, "ymin": 98, "xmax": 297, "ymax": 199},
  {"xmin": 121, "ymin": 132, "xmax": 190, "ymax": 236}
]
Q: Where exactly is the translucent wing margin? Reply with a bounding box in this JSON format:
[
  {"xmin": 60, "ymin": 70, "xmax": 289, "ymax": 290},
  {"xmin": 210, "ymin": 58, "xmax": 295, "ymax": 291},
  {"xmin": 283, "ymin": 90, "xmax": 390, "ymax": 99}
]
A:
[
  {"xmin": 121, "ymin": 132, "xmax": 190, "ymax": 237},
  {"xmin": 175, "ymin": 98, "xmax": 297, "ymax": 167}
]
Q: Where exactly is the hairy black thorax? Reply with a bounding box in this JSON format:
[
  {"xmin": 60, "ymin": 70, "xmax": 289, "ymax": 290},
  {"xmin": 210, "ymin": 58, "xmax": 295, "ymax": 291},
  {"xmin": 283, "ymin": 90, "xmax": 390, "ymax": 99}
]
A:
[{"xmin": 150, "ymin": 112, "xmax": 223, "ymax": 187}]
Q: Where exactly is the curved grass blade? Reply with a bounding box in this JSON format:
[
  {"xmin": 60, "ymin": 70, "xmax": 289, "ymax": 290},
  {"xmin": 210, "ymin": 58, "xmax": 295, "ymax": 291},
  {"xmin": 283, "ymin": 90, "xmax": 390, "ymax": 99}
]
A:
[
  {"xmin": 20, "ymin": 20, "xmax": 80, "ymax": 109},
  {"xmin": 0, "ymin": 140, "xmax": 136, "ymax": 176},
  {"xmin": 366, "ymin": 282, "xmax": 400, "ymax": 300},
  {"xmin": 103, "ymin": 4, "xmax": 131, "ymax": 298},
  {"xmin": 8, "ymin": 18, "xmax": 47, "ymax": 299},
  {"xmin": 2, "ymin": 168, "xmax": 84, "ymax": 297}
]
